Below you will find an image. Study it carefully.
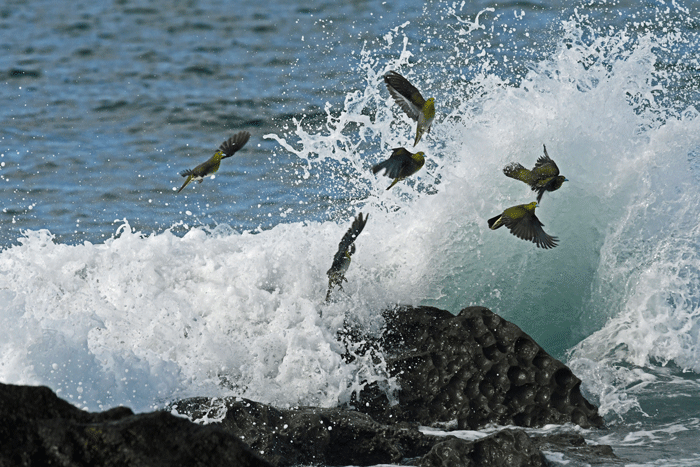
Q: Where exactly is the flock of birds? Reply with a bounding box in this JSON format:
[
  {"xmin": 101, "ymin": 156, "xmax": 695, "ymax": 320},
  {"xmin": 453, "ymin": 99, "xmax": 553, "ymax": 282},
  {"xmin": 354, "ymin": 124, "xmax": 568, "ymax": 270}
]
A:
[{"xmin": 174, "ymin": 70, "xmax": 568, "ymax": 302}]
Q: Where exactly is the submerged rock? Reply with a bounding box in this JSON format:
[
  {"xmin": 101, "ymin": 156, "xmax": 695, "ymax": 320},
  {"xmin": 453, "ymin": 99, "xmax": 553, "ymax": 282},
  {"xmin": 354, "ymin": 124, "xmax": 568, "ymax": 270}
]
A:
[
  {"xmin": 417, "ymin": 429, "xmax": 545, "ymax": 467},
  {"xmin": 352, "ymin": 306, "xmax": 604, "ymax": 430}
]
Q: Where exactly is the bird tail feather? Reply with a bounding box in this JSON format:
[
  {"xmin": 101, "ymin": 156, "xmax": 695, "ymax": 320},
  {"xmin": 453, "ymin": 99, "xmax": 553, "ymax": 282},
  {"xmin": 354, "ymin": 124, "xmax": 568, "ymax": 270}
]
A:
[
  {"xmin": 177, "ymin": 174, "xmax": 193, "ymax": 193},
  {"xmin": 372, "ymin": 160, "xmax": 390, "ymax": 175},
  {"xmin": 536, "ymin": 188, "xmax": 545, "ymax": 203},
  {"xmin": 413, "ymin": 129, "xmax": 423, "ymax": 146},
  {"xmin": 487, "ymin": 214, "xmax": 503, "ymax": 230}
]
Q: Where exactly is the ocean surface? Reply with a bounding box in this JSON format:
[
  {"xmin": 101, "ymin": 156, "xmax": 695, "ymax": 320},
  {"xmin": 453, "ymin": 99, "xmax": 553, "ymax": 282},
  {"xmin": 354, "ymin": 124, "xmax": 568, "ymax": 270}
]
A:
[{"xmin": 2, "ymin": 0, "xmax": 700, "ymax": 464}]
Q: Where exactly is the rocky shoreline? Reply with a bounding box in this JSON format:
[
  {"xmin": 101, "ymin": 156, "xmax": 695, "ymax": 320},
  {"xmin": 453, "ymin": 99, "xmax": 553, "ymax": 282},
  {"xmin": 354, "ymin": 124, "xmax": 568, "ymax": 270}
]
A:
[{"xmin": 0, "ymin": 306, "xmax": 616, "ymax": 466}]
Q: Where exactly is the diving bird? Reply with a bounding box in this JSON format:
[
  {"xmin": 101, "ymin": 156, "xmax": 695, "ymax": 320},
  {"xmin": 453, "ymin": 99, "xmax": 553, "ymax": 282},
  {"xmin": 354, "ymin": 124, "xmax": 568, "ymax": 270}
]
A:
[
  {"xmin": 487, "ymin": 201, "xmax": 558, "ymax": 249},
  {"xmin": 503, "ymin": 144, "xmax": 568, "ymax": 203},
  {"xmin": 371, "ymin": 147, "xmax": 425, "ymax": 190},
  {"xmin": 326, "ymin": 212, "xmax": 369, "ymax": 302},
  {"xmin": 384, "ymin": 70, "xmax": 435, "ymax": 146},
  {"xmin": 177, "ymin": 131, "xmax": 251, "ymax": 193}
]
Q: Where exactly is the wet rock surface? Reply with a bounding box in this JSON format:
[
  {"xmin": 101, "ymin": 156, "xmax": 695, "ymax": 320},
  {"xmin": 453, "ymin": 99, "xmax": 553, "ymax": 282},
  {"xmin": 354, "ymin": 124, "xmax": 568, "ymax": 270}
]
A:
[
  {"xmin": 352, "ymin": 306, "xmax": 604, "ymax": 430},
  {"xmin": 0, "ymin": 383, "xmax": 271, "ymax": 467},
  {"xmin": 1, "ymin": 305, "xmax": 612, "ymax": 466},
  {"xmin": 416, "ymin": 429, "xmax": 546, "ymax": 467},
  {"xmin": 169, "ymin": 397, "xmax": 616, "ymax": 467},
  {"xmin": 170, "ymin": 397, "xmax": 436, "ymax": 466}
]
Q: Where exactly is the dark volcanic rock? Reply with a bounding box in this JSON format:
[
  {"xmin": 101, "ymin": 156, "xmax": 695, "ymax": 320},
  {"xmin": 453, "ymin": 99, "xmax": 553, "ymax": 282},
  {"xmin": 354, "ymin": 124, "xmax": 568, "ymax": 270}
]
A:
[
  {"xmin": 531, "ymin": 432, "xmax": 618, "ymax": 464},
  {"xmin": 0, "ymin": 382, "xmax": 272, "ymax": 467},
  {"xmin": 417, "ymin": 429, "xmax": 545, "ymax": 467},
  {"xmin": 415, "ymin": 430, "xmax": 616, "ymax": 467},
  {"xmin": 169, "ymin": 397, "xmax": 435, "ymax": 466},
  {"xmin": 352, "ymin": 306, "xmax": 604, "ymax": 430},
  {"xmin": 169, "ymin": 397, "xmax": 614, "ymax": 467},
  {"xmin": 170, "ymin": 397, "xmax": 616, "ymax": 467}
]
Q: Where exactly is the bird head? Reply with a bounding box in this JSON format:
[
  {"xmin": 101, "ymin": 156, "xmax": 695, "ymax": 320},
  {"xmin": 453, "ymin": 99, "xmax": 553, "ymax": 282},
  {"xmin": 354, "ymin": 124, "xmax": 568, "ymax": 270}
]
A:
[
  {"xmin": 525, "ymin": 201, "xmax": 538, "ymax": 212},
  {"xmin": 552, "ymin": 176, "xmax": 568, "ymax": 190},
  {"xmin": 412, "ymin": 151, "xmax": 426, "ymax": 168}
]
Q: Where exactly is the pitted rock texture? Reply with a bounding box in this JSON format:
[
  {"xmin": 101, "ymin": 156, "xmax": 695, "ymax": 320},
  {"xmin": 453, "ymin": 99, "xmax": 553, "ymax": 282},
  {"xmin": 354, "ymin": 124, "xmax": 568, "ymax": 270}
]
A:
[
  {"xmin": 0, "ymin": 382, "xmax": 271, "ymax": 467},
  {"xmin": 353, "ymin": 306, "xmax": 604, "ymax": 430}
]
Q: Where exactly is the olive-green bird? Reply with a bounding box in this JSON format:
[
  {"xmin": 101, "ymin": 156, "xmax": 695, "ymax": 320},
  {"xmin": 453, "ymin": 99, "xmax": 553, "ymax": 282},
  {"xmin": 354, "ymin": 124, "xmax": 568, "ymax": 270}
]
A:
[
  {"xmin": 503, "ymin": 144, "xmax": 568, "ymax": 203},
  {"xmin": 384, "ymin": 71, "xmax": 435, "ymax": 146},
  {"xmin": 177, "ymin": 131, "xmax": 251, "ymax": 193},
  {"xmin": 487, "ymin": 201, "xmax": 558, "ymax": 249},
  {"xmin": 326, "ymin": 212, "xmax": 369, "ymax": 302},
  {"xmin": 371, "ymin": 147, "xmax": 425, "ymax": 190}
]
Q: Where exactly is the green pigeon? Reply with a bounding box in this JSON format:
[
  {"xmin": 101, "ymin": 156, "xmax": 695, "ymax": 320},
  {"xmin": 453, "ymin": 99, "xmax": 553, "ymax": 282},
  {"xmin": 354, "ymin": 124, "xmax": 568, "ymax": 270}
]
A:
[
  {"xmin": 384, "ymin": 71, "xmax": 435, "ymax": 146},
  {"xmin": 326, "ymin": 212, "xmax": 369, "ymax": 302},
  {"xmin": 371, "ymin": 147, "xmax": 425, "ymax": 190},
  {"xmin": 487, "ymin": 201, "xmax": 558, "ymax": 249},
  {"xmin": 503, "ymin": 144, "xmax": 568, "ymax": 203},
  {"xmin": 177, "ymin": 131, "xmax": 251, "ymax": 193}
]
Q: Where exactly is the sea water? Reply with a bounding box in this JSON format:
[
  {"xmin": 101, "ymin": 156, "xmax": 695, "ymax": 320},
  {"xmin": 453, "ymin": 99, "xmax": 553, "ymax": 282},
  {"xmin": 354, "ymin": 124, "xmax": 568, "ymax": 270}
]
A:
[{"xmin": 2, "ymin": 0, "xmax": 700, "ymax": 465}]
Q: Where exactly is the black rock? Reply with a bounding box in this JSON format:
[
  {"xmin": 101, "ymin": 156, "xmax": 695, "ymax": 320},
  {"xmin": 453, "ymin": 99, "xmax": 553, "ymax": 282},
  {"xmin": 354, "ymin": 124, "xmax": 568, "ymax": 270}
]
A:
[
  {"xmin": 531, "ymin": 432, "xmax": 618, "ymax": 464},
  {"xmin": 417, "ymin": 429, "xmax": 545, "ymax": 467},
  {"xmin": 169, "ymin": 397, "xmax": 436, "ymax": 466},
  {"xmin": 170, "ymin": 397, "xmax": 616, "ymax": 467},
  {"xmin": 351, "ymin": 306, "xmax": 604, "ymax": 430},
  {"xmin": 0, "ymin": 382, "xmax": 272, "ymax": 467},
  {"xmin": 414, "ymin": 430, "xmax": 618, "ymax": 467}
]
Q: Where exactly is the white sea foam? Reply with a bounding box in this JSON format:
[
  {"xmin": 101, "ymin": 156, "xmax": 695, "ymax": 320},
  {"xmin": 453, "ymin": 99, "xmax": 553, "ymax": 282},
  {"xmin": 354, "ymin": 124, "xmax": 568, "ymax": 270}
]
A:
[
  {"xmin": 565, "ymin": 42, "xmax": 700, "ymax": 413},
  {"xmin": 0, "ymin": 222, "xmax": 404, "ymax": 411}
]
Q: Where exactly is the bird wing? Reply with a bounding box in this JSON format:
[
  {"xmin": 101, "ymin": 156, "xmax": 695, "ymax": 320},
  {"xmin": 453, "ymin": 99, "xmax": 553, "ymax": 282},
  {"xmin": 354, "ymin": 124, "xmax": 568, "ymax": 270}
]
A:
[
  {"xmin": 534, "ymin": 145, "xmax": 560, "ymax": 176},
  {"xmin": 219, "ymin": 131, "xmax": 251, "ymax": 159},
  {"xmin": 503, "ymin": 162, "xmax": 532, "ymax": 183},
  {"xmin": 372, "ymin": 148, "xmax": 412, "ymax": 179},
  {"xmin": 384, "ymin": 71, "xmax": 425, "ymax": 121},
  {"xmin": 330, "ymin": 213, "xmax": 368, "ymax": 271},
  {"xmin": 506, "ymin": 214, "xmax": 558, "ymax": 249}
]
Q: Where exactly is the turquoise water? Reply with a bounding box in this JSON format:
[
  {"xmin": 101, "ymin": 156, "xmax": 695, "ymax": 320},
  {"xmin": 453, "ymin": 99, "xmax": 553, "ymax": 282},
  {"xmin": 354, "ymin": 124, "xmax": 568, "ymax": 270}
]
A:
[{"xmin": 3, "ymin": 0, "xmax": 700, "ymax": 465}]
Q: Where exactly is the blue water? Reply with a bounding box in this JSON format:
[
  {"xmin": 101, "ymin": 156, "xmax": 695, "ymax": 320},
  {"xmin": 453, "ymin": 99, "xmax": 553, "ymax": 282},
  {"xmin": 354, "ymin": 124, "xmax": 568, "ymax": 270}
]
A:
[{"xmin": 3, "ymin": 0, "xmax": 700, "ymax": 465}]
